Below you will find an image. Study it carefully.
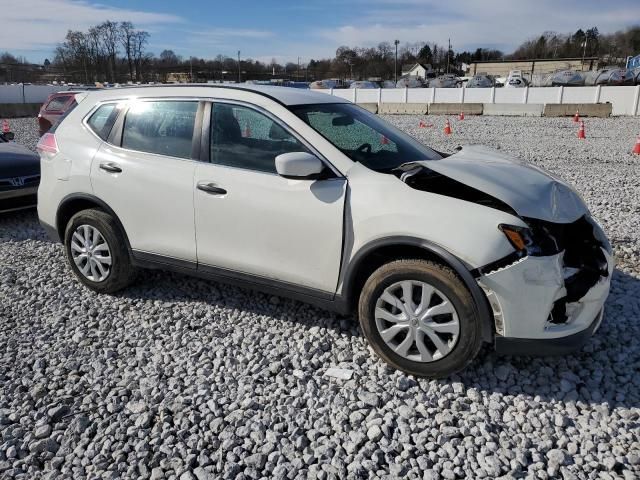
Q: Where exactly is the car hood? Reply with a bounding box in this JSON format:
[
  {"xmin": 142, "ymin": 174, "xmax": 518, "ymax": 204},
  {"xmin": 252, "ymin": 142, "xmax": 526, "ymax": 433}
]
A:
[
  {"xmin": 417, "ymin": 145, "xmax": 588, "ymax": 223},
  {"xmin": 0, "ymin": 142, "xmax": 40, "ymax": 178}
]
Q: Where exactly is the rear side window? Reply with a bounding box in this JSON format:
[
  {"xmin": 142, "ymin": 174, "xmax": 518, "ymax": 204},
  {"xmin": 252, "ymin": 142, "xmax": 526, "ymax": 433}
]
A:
[
  {"xmin": 122, "ymin": 101, "xmax": 198, "ymax": 159},
  {"xmin": 87, "ymin": 104, "xmax": 119, "ymax": 140},
  {"xmin": 45, "ymin": 95, "xmax": 71, "ymax": 111}
]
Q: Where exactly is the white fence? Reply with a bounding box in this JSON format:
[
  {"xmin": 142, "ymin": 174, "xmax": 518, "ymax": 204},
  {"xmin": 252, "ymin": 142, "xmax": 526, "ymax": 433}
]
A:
[
  {"xmin": 2, "ymin": 83, "xmax": 639, "ymax": 116},
  {"xmin": 323, "ymin": 85, "xmax": 640, "ymax": 116},
  {"xmin": 0, "ymin": 84, "xmax": 66, "ymax": 104}
]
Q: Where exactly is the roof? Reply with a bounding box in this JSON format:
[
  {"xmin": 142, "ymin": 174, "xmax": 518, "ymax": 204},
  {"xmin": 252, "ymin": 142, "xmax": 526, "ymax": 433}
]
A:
[
  {"xmin": 81, "ymin": 84, "xmax": 349, "ymax": 107},
  {"xmin": 402, "ymin": 63, "xmax": 431, "ymax": 72}
]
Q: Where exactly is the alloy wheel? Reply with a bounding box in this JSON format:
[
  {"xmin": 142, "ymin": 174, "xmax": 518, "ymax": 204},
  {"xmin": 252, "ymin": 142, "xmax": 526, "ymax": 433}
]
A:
[
  {"xmin": 70, "ymin": 224, "xmax": 112, "ymax": 282},
  {"xmin": 374, "ymin": 280, "xmax": 460, "ymax": 362}
]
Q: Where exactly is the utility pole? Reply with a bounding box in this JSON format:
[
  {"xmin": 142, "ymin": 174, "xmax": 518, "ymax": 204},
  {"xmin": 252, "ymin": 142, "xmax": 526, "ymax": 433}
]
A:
[
  {"xmin": 394, "ymin": 39, "xmax": 400, "ymax": 83},
  {"xmin": 297, "ymin": 56, "xmax": 300, "ymax": 81},
  {"xmin": 190, "ymin": 57, "xmax": 193, "ymax": 83},
  {"xmin": 447, "ymin": 38, "xmax": 451, "ymax": 74},
  {"xmin": 237, "ymin": 50, "xmax": 241, "ymax": 83}
]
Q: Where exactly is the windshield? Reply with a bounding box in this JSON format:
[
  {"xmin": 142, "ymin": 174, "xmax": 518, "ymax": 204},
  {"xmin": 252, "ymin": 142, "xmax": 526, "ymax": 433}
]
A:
[{"xmin": 290, "ymin": 103, "xmax": 441, "ymax": 171}]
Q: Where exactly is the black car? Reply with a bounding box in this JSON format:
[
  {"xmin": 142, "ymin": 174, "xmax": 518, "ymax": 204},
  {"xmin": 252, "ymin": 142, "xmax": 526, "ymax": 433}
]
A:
[{"xmin": 0, "ymin": 131, "xmax": 40, "ymax": 213}]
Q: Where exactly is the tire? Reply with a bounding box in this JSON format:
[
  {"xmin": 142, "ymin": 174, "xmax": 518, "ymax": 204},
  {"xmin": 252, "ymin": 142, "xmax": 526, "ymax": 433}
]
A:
[
  {"xmin": 64, "ymin": 208, "xmax": 136, "ymax": 293},
  {"xmin": 358, "ymin": 259, "xmax": 483, "ymax": 378}
]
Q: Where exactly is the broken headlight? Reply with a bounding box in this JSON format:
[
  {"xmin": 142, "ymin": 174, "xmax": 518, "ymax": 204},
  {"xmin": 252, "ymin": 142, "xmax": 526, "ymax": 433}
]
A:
[{"xmin": 498, "ymin": 224, "xmax": 561, "ymax": 257}]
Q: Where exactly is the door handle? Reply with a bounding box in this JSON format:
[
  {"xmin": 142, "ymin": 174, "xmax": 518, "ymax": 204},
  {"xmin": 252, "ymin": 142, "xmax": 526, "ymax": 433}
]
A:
[
  {"xmin": 197, "ymin": 182, "xmax": 227, "ymax": 195},
  {"xmin": 99, "ymin": 162, "xmax": 122, "ymax": 173}
]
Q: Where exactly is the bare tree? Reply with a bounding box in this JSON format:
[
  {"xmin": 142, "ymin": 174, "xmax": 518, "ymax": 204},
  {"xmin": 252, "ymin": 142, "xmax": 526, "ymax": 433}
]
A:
[
  {"xmin": 120, "ymin": 21, "xmax": 135, "ymax": 81},
  {"xmin": 132, "ymin": 30, "xmax": 149, "ymax": 81}
]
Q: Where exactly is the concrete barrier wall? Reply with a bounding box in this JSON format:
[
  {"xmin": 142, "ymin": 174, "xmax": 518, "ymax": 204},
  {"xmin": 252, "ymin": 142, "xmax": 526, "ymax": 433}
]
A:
[
  {"xmin": 378, "ymin": 103, "xmax": 428, "ymax": 114},
  {"xmin": 429, "ymin": 103, "xmax": 483, "ymax": 115},
  {"xmin": 483, "ymin": 104, "xmax": 544, "ymax": 116},
  {"xmin": 0, "ymin": 103, "xmax": 41, "ymax": 118},
  {"xmin": 356, "ymin": 103, "xmax": 378, "ymax": 113},
  {"xmin": 543, "ymin": 103, "xmax": 612, "ymax": 118},
  {"xmin": 0, "ymin": 85, "xmax": 63, "ymax": 104},
  {"xmin": 325, "ymin": 85, "xmax": 640, "ymax": 116}
]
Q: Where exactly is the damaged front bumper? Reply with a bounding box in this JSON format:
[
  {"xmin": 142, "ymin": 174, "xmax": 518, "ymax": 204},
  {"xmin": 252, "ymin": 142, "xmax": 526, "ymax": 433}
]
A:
[{"xmin": 477, "ymin": 218, "xmax": 614, "ymax": 356}]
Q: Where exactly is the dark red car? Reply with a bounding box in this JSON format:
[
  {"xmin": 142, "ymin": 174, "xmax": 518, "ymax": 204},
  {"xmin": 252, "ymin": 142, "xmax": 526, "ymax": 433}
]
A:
[{"xmin": 38, "ymin": 91, "xmax": 80, "ymax": 136}]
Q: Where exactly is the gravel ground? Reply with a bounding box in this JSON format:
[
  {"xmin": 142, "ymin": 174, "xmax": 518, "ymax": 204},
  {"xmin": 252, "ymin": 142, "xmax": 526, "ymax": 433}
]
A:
[{"xmin": 1, "ymin": 116, "xmax": 639, "ymax": 480}]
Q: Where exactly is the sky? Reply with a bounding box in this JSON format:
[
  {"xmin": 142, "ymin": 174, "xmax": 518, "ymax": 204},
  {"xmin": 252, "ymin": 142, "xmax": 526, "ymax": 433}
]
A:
[{"xmin": 1, "ymin": 0, "xmax": 639, "ymax": 65}]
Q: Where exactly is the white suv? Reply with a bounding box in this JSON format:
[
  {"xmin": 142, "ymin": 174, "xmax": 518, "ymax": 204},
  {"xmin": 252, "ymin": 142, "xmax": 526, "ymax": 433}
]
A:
[{"xmin": 37, "ymin": 85, "xmax": 613, "ymax": 377}]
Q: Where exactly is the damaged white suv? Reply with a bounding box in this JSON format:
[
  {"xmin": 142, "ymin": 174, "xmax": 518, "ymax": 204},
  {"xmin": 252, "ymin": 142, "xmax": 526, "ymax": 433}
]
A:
[{"xmin": 37, "ymin": 85, "xmax": 613, "ymax": 377}]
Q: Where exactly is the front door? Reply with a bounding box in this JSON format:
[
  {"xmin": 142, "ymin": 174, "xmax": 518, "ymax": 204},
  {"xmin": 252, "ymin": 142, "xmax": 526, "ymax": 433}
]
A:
[{"xmin": 194, "ymin": 101, "xmax": 346, "ymax": 294}]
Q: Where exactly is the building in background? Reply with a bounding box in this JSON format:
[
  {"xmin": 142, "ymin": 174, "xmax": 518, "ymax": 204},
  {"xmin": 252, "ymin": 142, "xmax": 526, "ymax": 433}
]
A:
[
  {"xmin": 400, "ymin": 63, "xmax": 434, "ymax": 80},
  {"xmin": 467, "ymin": 57, "xmax": 599, "ymax": 81}
]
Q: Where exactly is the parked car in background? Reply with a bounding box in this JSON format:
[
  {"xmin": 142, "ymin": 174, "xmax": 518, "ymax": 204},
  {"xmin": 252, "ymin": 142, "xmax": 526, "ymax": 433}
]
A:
[
  {"xmin": 396, "ymin": 76, "xmax": 424, "ymax": 88},
  {"xmin": 543, "ymin": 70, "xmax": 586, "ymax": 87},
  {"xmin": 309, "ymin": 80, "xmax": 337, "ymax": 89},
  {"xmin": 38, "ymin": 91, "xmax": 80, "ymax": 136},
  {"xmin": 466, "ymin": 75, "xmax": 495, "ymax": 88},
  {"xmin": 349, "ymin": 81, "xmax": 378, "ymax": 89},
  {"xmin": 381, "ymin": 80, "xmax": 397, "ymax": 88},
  {"xmin": 427, "ymin": 75, "xmax": 460, "ymax": 88},
  {"xmin": 504, "ymin": 70, "xmax": 528, "ymax": 88},
  {"xmin": 38, "ymin": 85, "xmax": 613, "ymax": 378},
  {"xmin": 584, "ymin": 68, "xmax": 635, "ymax": 86},
  {"xmin": 0, "ymin": 129, "xmax": 40, "ymax": 213}
]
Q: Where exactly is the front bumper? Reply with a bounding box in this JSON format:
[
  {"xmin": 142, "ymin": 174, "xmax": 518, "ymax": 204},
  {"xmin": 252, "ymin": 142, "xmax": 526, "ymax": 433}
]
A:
[
  {"xmin": 478, "ymin": 247, "xmax": 613, "ymax": 354},
  {"xmin": 494, "ymin": 307, "xmax": 604, "ymax": 355}
]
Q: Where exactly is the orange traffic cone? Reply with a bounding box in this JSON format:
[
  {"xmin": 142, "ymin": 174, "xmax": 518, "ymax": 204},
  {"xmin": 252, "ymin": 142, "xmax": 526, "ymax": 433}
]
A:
[
  {"xmin": 381, "ymin": 134, "xmax": 389, "ymax": 145},
  {"xmin": 459, "ymin": 111, "xmax": 465, "ymax": 120},
  {"xmin": 419, "ymin": 120, "xmax": 425, "ymax": 128},
  {"xmin": 573, "ymin": 110, "xmax": 580, "ymax": 123},
  {"xmin": 444, "ymin": 119, "xmax": 452, "ymax": 135},
  {"xmin": 633, "ymin": 135, "xmax": 640, "ymax": 155},
  {"xmin": 243, "ymin": 125, "xmax": 252, "ymax": 137},
  {"xmin": 577, "ymin": 120, "xmax": 586, "ymax": 139},
  {"xmin": 1, "ymin": 119, "xmax": 9, "ymax": 133}
]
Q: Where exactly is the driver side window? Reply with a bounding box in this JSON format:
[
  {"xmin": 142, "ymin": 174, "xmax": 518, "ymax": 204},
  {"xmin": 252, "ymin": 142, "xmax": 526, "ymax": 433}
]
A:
[{"xmin": 210, "ymin": 103, "xmax": 309, "ymax": 174}]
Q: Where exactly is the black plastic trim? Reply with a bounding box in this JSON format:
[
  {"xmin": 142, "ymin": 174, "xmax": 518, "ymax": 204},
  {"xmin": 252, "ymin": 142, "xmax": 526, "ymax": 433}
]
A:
[
  {"xmin": 494, "ymin": 309, "xmax": 602, "ymax": 356},
  {"xmin": 470, "ymin": 251, "xmax": 523, "ymax": 278},
  {"xmin": 55, "ymin": 193, "xmax": 133, "ymax": 253},
  {"xmin": 200, "ymin": 102, "xmax": 212, "ymax": 163},
  {"xmin": 191, "ymin": 101, "xmax": 205, "ymax": 161},
  {"xmin": 131, "ymin": 250, "xmax": 350, "ymax": 314},
  {"xmin": 341, "ymin": 236, "xmax": 494, "ymax": 342}
]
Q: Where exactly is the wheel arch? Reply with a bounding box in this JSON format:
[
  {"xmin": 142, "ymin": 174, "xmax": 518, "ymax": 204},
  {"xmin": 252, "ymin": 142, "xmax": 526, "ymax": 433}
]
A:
[
  {"xmin": 56, "ymin": 193, "xmax": 132, "ymax": 253},
  {"xmin": 341, "ymin": 237, "xmax": 494, "ymax": 342}
]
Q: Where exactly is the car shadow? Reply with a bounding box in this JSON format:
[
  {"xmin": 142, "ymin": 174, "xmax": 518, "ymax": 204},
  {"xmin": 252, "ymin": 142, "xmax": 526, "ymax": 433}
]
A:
[
  {"xmin": 120, "ymin": 263, "xmax": 640, "ymax": 410},
  {"xmin": 4, "ymin": 209, "xmax": 638, "ymax": 409},
  {"xmin": 0, "ymin": 208, "xmax": 54, "ymax": 243}
]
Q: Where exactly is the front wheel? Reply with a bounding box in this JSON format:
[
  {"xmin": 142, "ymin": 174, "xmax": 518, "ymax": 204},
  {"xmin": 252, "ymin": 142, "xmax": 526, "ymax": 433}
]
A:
[
  {"xmin": 64, "ymin": 208, "xmax": 136, "ymax": 293},
  {"xmin": 358, "ymin": 259, "xmax": 483, "ymax": 378}
]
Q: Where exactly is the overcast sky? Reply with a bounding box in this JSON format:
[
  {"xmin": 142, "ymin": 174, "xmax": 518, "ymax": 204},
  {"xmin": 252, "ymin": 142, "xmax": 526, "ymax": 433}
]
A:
[{"xmin": 1, "ymin": 0, "xmax": 639, "ymax": 64}]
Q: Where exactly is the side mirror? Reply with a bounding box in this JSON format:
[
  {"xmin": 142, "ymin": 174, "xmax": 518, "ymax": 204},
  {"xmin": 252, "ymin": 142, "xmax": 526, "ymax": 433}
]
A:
[{"xmin": 275, "ymin": 152, "xmax": 324, "ymax": 180}]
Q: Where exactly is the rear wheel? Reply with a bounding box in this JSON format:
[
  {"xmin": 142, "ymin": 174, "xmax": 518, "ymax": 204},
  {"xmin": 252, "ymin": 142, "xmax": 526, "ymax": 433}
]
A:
[
  {"xmin": 358, "ymin": 259, "xmax": 482, "ymax": 378},
  {"xmin": 64, "ymin": 209, "xmax": 136, "ymax": 293}
]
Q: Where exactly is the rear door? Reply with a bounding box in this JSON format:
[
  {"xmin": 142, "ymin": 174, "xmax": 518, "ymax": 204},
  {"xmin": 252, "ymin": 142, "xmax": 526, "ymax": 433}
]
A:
[
  {"xmin": 90, "ymin": 99, "xmax": 200, "ymax": 263},
  {"xmin": 193, "ymin": 101, "xmax": 346, "ymax": 294}
]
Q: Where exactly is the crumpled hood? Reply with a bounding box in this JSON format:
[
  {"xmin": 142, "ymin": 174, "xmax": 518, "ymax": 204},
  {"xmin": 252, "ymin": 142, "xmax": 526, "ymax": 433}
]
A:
[
  {"xmin": 419, "ymin": 145, "xmax": 588, "ymax": 223},
  {"xmin": 0, "ymin": 142, "xmax": 40, "ymax": 178}
]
